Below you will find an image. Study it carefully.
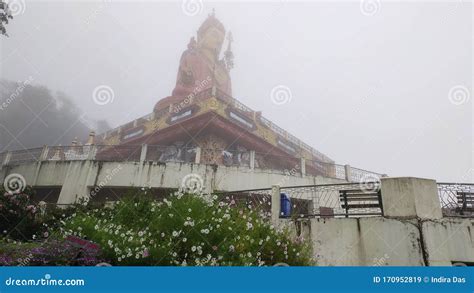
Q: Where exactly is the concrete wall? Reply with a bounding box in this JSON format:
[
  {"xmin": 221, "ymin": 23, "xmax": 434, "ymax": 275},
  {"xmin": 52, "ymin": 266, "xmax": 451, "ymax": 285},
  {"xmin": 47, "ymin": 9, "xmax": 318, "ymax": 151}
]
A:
[
  {"xmin": 302, "ymin": 216, "xmax": 474, "ymax": 266},
  {"xmin": 309, "ymin": 217, "xmax": 425, "ymax": 266},
  {"xmin": 422, "ymin": 218, "xmax": 474, "ymax": 266},
  {"xmin": 282, "ymin": 177, "xmax": 474, "ymax": 266},
  {"xmin": 0, "ymin": 160, "xmax": 345, "ymax": 204}
]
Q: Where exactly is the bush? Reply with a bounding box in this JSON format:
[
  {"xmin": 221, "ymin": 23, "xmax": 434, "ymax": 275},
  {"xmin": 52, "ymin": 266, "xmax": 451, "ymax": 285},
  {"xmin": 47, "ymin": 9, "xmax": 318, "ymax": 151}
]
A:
[
  {"xmin": 0, "ymin": 187, "xmax": 43, "ymax": 241},
  {"xmin": 60, "ymin": 191, "xmax": 313, "ymax": 266},
  {"xmin": 0, "ymin": 186, "xmax": 78, "ymax": 241}
]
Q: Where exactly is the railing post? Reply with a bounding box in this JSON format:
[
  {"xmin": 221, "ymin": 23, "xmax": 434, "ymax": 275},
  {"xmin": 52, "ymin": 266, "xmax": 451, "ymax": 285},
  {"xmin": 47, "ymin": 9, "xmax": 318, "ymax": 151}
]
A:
[
  {"xmin": 195, "ymin": 147, "xmax": 201, "ymax": 164},
  {"xmin": 344, "ymin": 164, "xmax": 352, "ymax": 182},
  {"xmin": 380, "ymin": 177, "xmax": 442, "ymax": 219},
  {"xmin": 377, "ymin": 190, "xmax": 384, "ymax": 216},
  {"xmin": 250, "ymin": 150, "xmax": 255, "ymax": 170},
  {"xmin": 343, "ymin": 190, "xmax": 349, "ymax": 218},
  {"xmin": 300, "ymin": 158, "xmax": 306, "ymax": 177},
  {"xmin": 461, "ymin": 192, "xmax": 467, "ymax": 215},
  {"xmin": 40, "ymin": 145, "xmax": 49, "ymax": 161},
  {"xmin": 2, "ymin": 151, "xmax": 11, "ymax": 166},
  {"xmin": 140, "ymin": 144, "xmax": 148, "ymax": 163},
  {"xmin": 87, "ymin": 146, "xmax": 97, "ymax": 160},
  {"xmin": 271, "ymin": 185, "xmax": 281, "ymax": 226}
]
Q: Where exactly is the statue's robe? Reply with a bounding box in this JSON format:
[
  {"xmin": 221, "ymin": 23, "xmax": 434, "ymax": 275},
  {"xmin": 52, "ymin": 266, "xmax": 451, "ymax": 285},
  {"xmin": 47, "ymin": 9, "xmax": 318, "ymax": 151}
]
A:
[{"xmin": 154, "ymin": 48, "xmax": 232, "ymax": 112}]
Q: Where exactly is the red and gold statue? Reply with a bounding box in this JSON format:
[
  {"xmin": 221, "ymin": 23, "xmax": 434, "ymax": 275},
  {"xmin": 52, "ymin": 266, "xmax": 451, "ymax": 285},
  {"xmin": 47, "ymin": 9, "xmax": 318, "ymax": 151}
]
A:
[{"xmin": 154, "ymin": 11, "xmax": 234, "ymax": 112}]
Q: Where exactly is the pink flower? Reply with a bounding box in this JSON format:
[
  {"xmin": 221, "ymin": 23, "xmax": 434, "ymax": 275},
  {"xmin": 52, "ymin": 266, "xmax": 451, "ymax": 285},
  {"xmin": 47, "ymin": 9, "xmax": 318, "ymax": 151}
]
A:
[{"xmin": 143, "ymin": 249, "xmax": 149, "ymax": 257}]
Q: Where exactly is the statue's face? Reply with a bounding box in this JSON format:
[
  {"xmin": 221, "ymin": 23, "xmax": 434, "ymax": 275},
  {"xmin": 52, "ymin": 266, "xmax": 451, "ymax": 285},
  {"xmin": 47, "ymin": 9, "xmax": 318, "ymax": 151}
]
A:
[{"xmin": 198, "ymin": 27, "xmax": 225, "ymax": 53}]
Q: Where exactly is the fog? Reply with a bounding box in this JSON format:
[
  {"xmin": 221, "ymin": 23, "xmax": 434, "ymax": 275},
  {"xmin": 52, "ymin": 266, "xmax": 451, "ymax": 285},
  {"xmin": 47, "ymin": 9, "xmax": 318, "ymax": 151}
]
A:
[{"xmin": 0, "ymin": 0, "xmax": 472, "ymax": 182}]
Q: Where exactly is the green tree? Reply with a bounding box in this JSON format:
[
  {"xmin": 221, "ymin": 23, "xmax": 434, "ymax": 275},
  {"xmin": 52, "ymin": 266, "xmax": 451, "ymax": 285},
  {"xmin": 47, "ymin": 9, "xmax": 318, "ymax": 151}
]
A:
[{"xmin": 0, "ymin": 1, "xmax": 13, "ymax": 37}]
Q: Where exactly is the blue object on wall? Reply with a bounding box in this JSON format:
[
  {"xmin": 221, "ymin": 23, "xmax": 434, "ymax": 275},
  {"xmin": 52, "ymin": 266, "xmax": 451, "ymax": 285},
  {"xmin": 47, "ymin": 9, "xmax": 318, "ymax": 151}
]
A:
[{"xmin": 280, "ymin": 192, "xmax": 291, "ymax": 217}]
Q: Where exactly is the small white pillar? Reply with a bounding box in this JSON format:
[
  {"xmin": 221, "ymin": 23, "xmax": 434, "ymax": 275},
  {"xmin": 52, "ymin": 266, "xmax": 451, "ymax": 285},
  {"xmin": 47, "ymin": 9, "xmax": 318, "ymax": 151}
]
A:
[
  {"xmin": 344, "ymin": 164, "xmax": 352, "ymax": 182},
  {"xmin": 380, "ymin": 177, "xmax": 442, "ymax": 219},
  {"xmin": 250, "ymin": 150, "xmax": 255, "ymax": 170},
  {"xmin": 87, "ymin": 146, "xmax": 97, "ymax": 160},
  {"xmin": 140, "ymin": 144, "xmax": 148, "ymax": 163},
  {"xmin": 271, "ymin": 185, "xmax": 281, "ymax": 225},
  {"xmin": 2, "ymin": 151, "xmax": 11, "ymax": 166},
  {"xmin": 300, "ymin": 158, "xmax": 306, "ymax": 177},
  {"xmin": 40, "ymin": 146, "xmax": 49, "ymax": 161},
  {"xmin": 195, "ymin": 147, "xmax": 201, "ymax": 164}
]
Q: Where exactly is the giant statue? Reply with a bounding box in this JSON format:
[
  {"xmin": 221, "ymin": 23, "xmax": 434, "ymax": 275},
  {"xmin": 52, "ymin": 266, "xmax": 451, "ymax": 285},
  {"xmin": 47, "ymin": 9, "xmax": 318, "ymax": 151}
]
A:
[{"xmin": 154, "ymin": 11, "xmax": 234, "ymax": 112}]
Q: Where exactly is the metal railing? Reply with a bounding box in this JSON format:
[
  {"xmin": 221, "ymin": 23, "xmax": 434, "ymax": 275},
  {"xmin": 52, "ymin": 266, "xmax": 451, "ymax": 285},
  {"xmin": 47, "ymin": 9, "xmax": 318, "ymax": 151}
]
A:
[
  {"xmin": 217, "ymin": 182, "xmax": 384, "ymax": 220},
  {"xmin": 437, "ymin": 183, "xmax": 474, "ymax": 217},
  {"xmin": 0, "ymin": 145, "xmax": 384, "ymax": 183},
  {"xmin": 280, "ymin": 182, "xmax": 383, "ymax": 218},
  {"xmin": 215, "ymin": 188, "xmax": 273, "ymax": 220}
]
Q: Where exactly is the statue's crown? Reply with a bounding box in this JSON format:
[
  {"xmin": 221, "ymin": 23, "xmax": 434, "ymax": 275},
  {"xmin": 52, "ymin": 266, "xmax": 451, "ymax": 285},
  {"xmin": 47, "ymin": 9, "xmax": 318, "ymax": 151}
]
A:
[{"xmin": 197, "ymin": 10, "xmax": 225, "ymax": 37}]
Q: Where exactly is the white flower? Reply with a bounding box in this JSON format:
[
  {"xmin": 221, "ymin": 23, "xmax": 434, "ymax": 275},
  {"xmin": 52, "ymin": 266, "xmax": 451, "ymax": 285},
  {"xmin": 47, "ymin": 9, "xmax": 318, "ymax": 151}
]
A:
[
  {"xmin": 161, "ymin": 233, "xmax": 165, "ymax": 237},
  {"xmin": 182, "ymin": 238, "xmax": 187, "ymax": 242},
  {"xmin": 246, "ymin": 222, "xmax": 253, "ymax": 230},
  {"xmin": 94, "ymin": 225, "xmax": 99, "ymax": 230},
  {"xmin": 191, "ymin": 246, "xmax": 196, "ymax": 252},
  {"xmin": 172, "ymin": 231, "xmax": 179, "ymax": 237},
  {"xmin": 229, "ymin": 245, "xmax": 235, "ymax": 252}
]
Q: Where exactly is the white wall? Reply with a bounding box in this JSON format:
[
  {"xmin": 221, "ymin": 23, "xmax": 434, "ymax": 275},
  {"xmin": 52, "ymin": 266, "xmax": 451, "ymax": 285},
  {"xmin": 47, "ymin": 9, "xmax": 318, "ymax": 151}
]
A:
[{"xmin": 0, "ymin": 160, "xmax": 345, "ymax": 204}]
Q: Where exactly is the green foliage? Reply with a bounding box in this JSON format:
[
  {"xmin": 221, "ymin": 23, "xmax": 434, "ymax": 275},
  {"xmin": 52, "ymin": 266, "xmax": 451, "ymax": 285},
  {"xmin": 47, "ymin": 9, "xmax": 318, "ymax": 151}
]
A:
[
  {"xmin": 60, "ymin": 192, "xmax": 313, "ymax": 266},
  {"xmin": 0, "ymin": 187, "xmax": 43, "ymax": 241},
  {"xmin": 0, "ymin": 1, "xmax": 13, "ymax": 37},
  {"xmin": 0, "ymin": 186, "xmax": 82, "ymax": 241}
]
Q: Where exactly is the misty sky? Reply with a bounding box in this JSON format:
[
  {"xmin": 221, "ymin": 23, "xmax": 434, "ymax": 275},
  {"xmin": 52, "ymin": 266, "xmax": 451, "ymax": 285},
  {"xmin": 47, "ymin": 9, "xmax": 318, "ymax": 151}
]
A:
[{"xmin": 0, "ymin": 0, "xmax": 472, "ymax": 182}]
